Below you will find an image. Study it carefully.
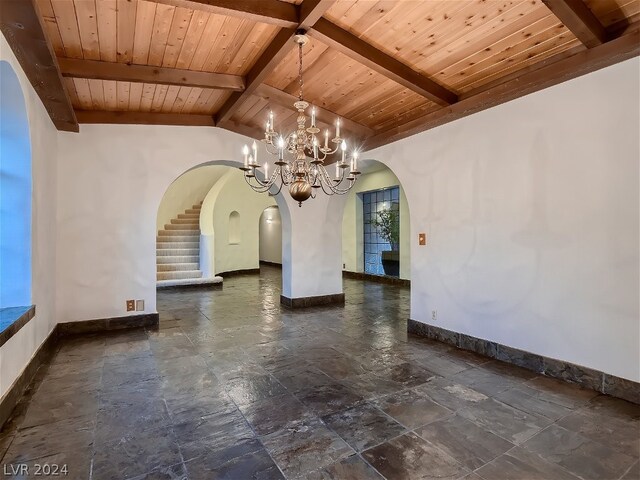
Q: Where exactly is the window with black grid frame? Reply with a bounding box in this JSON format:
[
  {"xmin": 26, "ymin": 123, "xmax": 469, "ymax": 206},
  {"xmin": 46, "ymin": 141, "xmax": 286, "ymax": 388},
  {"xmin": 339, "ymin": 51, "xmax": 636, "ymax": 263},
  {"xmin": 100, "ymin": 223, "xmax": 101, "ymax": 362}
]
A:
[{"xmin": 361, "ymin": 186, "xmax": 400, "ymax": 277}]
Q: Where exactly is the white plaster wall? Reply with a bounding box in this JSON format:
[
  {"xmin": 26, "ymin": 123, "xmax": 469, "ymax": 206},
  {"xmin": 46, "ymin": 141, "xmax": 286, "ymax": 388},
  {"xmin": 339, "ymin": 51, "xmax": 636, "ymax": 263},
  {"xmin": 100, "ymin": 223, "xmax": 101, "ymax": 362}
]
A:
[
  {"xmin": 56, "ymin": 126, "xmax": 342, "ymax": 320},
  {"xmin": 366, "ymin": 58, "xmax": 640, "ymax": 382},
  {"xmin": 0, "ymin": 35, "xmax": 59, "ymax": 398},
  {"xmin": 281, "ymin": 191, "xmax": 344, "ymax": 300},
  {"xmin": 156, "ymin": 165, "xmax": 229, "ymax": 231},
  {"xmin": 259, "ymin": 206, "xmax": 282, "ymax": 264},
  {"xmin": 56, "ymin": 126, "xmax": 250, "ymax": 322},
  {"xmin": 341, "ymin": 166, "xmax": 410, "ymax": 280},
  {"xmin": 210, "ymin": 169, "xmax": 276, "ymax": 274}
]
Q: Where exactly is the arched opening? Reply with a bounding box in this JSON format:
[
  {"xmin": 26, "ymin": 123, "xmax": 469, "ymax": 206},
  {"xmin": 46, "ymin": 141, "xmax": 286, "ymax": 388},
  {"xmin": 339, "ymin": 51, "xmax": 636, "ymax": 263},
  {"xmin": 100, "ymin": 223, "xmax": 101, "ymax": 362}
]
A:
[
  {"xmin": 156, "ymin": 162, "xmax": 291, "ymax": 288},
  {"xmin": 342, "ymin": 160, "xmax": 411, "ymax": 282},
  {"xmin": 259, "ymin": 206, "xmax": 282, "ymax": 266},
  {"xmin": 0, "ymin": 61, "xmax": 32, "ymax": 308},
  {"xmin": 228, "ymin": 211, "xmax": 240, "ymax": 245}
]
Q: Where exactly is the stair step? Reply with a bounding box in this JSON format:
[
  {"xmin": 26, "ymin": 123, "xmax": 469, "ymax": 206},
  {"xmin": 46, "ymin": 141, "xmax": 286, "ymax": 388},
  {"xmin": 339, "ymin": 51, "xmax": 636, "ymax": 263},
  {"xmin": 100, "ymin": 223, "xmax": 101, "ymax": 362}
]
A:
[
  {"xmin": 157, "ymin": 242, "xmax": 199, "ymax": 249},
  {"xmin": 157, "ymin": 263, "xmax": 200, "ymax": 272},
  {"xmin": 164, "ymin": 223, "xmax": 199, "ymax": 231},
  {"xmin": 157, "ymin": 276, "xmax": 222, "ymax": 289},
  {"xmin": 157, "ymin": 270, "xmax": 203, "ymax": 281},
  {"xmin": 158, "ymin": 230, "xmax": 199, "ymax": 237},
  {"xmin": 156, "ymin": 255, "xmax": 199, "ymax": 264},
  {"xmin": 192, "ymin": 204, "xmax": 202, "ymax": 210},
  {"xmin": 178, "ymin": 213, "xmax": 200, "ymax": 219},
  {"xmin": 157, "ymin": 235, "xmax": 200, "ymax": 243},
  {"xmin": 171, "ymin": 218, "xmax": 200, "ymax": 225},
  {"xmin": 185, "ymin": 208, "xmax": 201, "ymax": 214},
  {"xmin": 156, "ymin": 249, "xmax": 199, "ymax": 256}
]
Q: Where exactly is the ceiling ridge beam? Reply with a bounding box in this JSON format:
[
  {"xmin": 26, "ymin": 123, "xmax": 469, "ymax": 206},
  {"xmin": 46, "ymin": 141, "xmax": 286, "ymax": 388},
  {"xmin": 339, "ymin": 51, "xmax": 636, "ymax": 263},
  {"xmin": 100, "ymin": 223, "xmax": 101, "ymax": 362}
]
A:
[
  {"xmin": 255, "ymin": 84, "xmax": 373, "ymax": 137},
  {"xmin": 59, "ymin": 58, "xmax": 245, "ymax": 91},
  {"xmin": 215, "ymin": 0, "xmax": 335, "ymax": 126},
  {"xmin": 0, "ymin": 0, "xmax": 78, "ymax": 132},
  {"xmin": 364, "ymin": 28, "xmax": 639, "ymax": 151},
  {"xmin": 215, "ymin": 27, "xmax": 297, "ymax": 125},
  {"xmin": 309, "ymin": 18, "xmax": 458, "ymax": 106},
  {"xmin": 151, "ymin": 0, "xmax": 299, "ymax": 28},
  {"xmin": 75, "ymin": 110, "xmax": 216, "ymax": 127},
  {"xmin": 542, "ymin": 0, "xmax": 607, "ymax": 48}
]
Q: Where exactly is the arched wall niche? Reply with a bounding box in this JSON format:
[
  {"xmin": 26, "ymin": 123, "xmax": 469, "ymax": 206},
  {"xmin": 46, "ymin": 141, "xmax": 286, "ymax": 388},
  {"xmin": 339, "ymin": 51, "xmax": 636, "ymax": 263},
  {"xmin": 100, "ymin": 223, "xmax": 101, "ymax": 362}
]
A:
[
  {"xmin": 0, "ymin": 60, "xmax": 32, "ymax": 307},
  {"xmin": 228, "ymin": 211, "xmax": 240, "ymax": 244}
]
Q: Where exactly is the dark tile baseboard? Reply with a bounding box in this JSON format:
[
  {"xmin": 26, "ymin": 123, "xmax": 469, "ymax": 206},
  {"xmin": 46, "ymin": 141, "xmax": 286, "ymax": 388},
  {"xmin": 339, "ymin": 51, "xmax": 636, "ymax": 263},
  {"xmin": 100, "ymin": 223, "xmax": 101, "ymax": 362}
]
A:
[
  {"xmin": 1, "ymin": 312, "xmax": 161, "ymax": 430},
  {"xmin": 342, "ymin": 270, "xmax": 410, "ymax": 287},
  {"xmin": 259, "ymin": 261, "xmax": 282, "ymax": 268},
  {"xmin": 156, "ymin": 282, "xmax": 222, "ymax": 291},
  {"xmin": 408, "ymin": 319, "xmax": 639, "ymax": 404},
  {"xmin": 217, "ymin": 268, "xmax": 260, "ymax": 277},
  {"xmin": 0, "ymin": 326, "xmax": 59, "ymax": 430},
  {"xmin": 57, "ymin": 313, "xmax": 159, "ymax": 335},
  {"xmin": 280, "ymin": 293, "xmax": 345, "ymax": 308}
]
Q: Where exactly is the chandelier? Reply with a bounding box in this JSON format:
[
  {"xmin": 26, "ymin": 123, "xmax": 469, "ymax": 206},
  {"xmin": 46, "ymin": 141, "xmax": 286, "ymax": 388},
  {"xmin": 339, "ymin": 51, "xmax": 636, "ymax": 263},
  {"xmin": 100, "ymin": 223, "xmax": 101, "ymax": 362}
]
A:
[{"xmin": 239, "ymin": 30, "xmax": 361, "ymax": 206}]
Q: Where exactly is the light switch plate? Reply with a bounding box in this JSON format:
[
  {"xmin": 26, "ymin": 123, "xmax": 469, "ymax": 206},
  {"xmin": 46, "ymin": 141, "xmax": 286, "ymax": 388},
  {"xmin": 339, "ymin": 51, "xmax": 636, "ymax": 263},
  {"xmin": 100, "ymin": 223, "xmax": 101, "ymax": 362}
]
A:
[{"xmin": 136, "ymin": 300, "xmax": 145, "ymax": 311}]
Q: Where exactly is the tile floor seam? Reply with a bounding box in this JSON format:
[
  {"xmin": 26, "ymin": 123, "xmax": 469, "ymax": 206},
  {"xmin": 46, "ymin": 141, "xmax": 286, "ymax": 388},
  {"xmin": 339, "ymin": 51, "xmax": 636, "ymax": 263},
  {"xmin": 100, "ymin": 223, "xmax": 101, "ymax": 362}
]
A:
[
  {"xmin": 618, "ymin": 460, "xmax": 639, "ymax": 480},
  {"xmin": 218, "ymin": 374, "xmax": 290, "ymax": 480},
  {"xmin": 4, "ymin": 269, "xmax": 637, "ymax": 480}
]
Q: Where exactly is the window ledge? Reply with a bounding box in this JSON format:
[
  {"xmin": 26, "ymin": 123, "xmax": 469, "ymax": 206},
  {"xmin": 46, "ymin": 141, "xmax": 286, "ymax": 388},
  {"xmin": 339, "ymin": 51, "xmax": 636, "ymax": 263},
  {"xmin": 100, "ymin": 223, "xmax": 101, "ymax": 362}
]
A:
[{"xmin": 0, "ymin": 305, "xmax": 36, "ymax": 348}]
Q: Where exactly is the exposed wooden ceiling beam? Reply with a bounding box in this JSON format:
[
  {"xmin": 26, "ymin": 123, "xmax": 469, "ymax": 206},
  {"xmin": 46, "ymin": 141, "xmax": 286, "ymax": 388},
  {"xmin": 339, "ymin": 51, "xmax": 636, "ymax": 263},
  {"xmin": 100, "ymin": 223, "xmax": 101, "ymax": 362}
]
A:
[
  {"xmin": 309, "ymin": 18, "xmax": 458, "ymax": 106},
  {"xmin": 298, "ymin": 0, "xmax": 335, "ymax": 30},
  {"xmin": 215, "ymin": 28, "xmax": 297, "ymax": 124},
  {"xmin": 151, "ymin": 0, "xmax": 299, "ymax": 28},
  {"xmin": 542, "ymin": 0, "xmax": 607, "ymax": 48},
  {"xmin": 254, "ymin": 84, "xmax": 373, "ymax": 137},
  {"xmin": 0, "ymin": 0, "xmax": 78, "ymax": 132},
  {"xmin": 364, "ymin": 28, "xmax": 639, "ymax": 151},
  {"xmin": 215, "ymin": 0, "xmax": 335, "ymax": 126},
  {"xmin": 218, "ymin": 121, "xmax": 268, "ymax": 142},
  {"xmin": 59, "ymin": 58, "xmax": 244, "ymax": 91},
  {"xmin": 75, "ymin": 110, "xmax": 216, "ymax": 127}
]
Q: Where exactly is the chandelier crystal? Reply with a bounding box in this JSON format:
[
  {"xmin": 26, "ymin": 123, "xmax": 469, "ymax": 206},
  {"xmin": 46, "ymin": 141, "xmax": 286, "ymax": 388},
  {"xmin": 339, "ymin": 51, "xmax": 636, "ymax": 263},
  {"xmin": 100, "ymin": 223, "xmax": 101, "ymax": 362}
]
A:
[{"xmin": 239, "ymin": 30, "xmax": 361, "ymax": 206}]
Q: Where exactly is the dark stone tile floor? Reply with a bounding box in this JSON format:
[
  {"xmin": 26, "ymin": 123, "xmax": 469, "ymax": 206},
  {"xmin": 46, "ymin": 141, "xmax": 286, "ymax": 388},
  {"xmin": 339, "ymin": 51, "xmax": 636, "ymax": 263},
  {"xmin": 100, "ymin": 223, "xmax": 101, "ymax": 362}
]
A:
[{"xmin": 1, "ymin": 266, "xmax": 638, "ymax": 479}]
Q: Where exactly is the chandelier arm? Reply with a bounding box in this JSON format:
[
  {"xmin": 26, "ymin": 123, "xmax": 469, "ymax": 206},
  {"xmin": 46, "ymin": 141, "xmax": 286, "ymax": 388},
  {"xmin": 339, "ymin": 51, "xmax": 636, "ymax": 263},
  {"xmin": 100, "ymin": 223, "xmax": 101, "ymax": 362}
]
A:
[
  {"xmin": 319, "ymin": 166, "xmax": 357, "ymax": 195},
  {"xmin": 264, "ymin": 143, "xmax": 280, "ymax": 156},
  {"xmin": 244, "ymin": 174, "xmax": 273, "ymax": 194}
]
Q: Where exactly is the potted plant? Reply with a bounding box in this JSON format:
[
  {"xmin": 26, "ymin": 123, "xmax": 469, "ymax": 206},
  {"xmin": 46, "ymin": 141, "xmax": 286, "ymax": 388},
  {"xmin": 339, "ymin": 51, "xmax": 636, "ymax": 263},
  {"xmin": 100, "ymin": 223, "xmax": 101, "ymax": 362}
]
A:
[{"xmin": 371, "ymin": 207, "xmax": 400, "ymax": 276}]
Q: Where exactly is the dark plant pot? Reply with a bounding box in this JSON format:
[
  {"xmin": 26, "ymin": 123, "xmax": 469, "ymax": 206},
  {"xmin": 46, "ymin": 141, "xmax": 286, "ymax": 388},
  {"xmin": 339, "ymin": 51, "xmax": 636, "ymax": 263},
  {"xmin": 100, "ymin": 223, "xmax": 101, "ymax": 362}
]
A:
[{"xmin": 381, "ymin": 250, "xmax": 400, "ymax": 277}]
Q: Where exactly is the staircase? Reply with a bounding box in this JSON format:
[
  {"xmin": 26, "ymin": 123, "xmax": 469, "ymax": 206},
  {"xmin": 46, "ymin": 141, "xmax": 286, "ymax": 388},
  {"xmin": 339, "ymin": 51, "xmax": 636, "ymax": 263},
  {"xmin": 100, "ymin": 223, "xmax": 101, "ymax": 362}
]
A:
[{"xmin": 156, "ymin": 202, "xmax": 221, "ymax": 288}]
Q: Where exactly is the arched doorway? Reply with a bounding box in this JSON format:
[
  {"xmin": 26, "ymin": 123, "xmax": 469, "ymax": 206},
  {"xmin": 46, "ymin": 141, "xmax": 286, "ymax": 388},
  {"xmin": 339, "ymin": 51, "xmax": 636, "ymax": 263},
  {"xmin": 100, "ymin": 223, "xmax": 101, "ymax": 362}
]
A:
[
  {"xmin": 156, "ymin": 163, "xmax": 290, "ymax": 288},
  {"xmin": 259, "ymin": 206, "xmax": 282, "ymax": 267},
  {"xmin": 341, "ymin": 160, "xmax": 411, "ymax": 282},
  {"xmin": 0, "ymin": 61, "xmax": 32, "ymax": 307}
]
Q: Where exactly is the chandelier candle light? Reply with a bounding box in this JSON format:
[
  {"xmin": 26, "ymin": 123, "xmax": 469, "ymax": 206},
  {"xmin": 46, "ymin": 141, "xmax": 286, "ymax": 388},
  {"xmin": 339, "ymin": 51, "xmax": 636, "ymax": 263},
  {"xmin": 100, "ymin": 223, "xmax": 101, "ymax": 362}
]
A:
[{"xmin": 239, "ymin": 30, "xmax": 361, "ymax": 206}]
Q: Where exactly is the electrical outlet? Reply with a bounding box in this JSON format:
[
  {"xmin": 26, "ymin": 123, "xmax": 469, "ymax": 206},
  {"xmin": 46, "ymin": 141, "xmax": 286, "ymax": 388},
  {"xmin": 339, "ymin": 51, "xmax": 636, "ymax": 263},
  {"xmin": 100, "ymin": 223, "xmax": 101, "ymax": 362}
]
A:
[
  {"xmin": 126, "ymin": 300, "xmax": 135, "ymax": 312},
  {"xmin": 432, "ymin": 310, "xmax": 437, "ymax": 321},
  {"xmin": 343, "ymin": 263, "xmax": 346, "ymax": 269},
  {"xmin": 136, "ymin": 300, "xmax": 145, "ymax": 311}
]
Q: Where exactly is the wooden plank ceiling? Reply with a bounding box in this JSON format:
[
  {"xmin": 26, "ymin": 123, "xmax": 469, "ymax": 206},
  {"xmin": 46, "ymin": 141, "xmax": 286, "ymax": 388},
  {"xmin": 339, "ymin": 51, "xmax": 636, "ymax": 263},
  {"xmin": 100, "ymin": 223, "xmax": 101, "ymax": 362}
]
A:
[{"xmin": 3, "ymin": 0, "xmax": 638, "ymax": 146}]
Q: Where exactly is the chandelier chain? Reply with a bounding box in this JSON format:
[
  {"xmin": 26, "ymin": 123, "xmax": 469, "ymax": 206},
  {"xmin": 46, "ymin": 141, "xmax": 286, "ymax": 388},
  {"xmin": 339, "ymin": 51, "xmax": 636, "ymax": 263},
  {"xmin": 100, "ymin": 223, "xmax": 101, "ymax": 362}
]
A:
[{"xmin": 298, "ymin": 42, "xmax": 304, "ymax": 101}]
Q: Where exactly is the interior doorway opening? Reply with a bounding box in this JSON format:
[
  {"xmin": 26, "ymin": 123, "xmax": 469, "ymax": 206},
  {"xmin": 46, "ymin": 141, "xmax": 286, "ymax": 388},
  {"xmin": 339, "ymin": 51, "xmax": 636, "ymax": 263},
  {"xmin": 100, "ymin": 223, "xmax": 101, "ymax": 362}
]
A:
[
  {"xmin": 259, "ymin": 206, "xmax": 282, "ymax": 266},
  {"xmin": 342, "ymin": 160, "xmax": 410, "ymax": 283}
]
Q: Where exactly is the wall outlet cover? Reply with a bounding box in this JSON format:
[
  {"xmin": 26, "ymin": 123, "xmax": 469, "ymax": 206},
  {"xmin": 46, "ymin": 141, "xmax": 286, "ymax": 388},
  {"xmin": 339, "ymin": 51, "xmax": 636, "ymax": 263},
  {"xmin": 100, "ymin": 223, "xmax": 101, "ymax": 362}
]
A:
[
  {"xmin": 431, "ymin": 310, "xmax": 437, "ymax": 321},
  {"xmin": 126, "ymin": 300, "xmax": 135, "ymax": 312}
]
